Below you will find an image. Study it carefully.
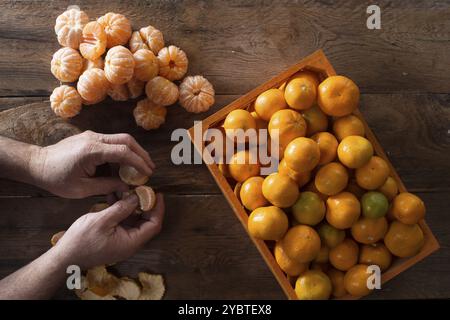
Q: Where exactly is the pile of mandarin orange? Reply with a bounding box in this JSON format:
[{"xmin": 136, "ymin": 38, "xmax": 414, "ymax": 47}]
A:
[
  {"xmin": 219, "ymin": 71, "xmax": 426, "ymax": 299},
  {"xmin": 49, "ymin": 7, "xmax": 215, "ymax": 128}
]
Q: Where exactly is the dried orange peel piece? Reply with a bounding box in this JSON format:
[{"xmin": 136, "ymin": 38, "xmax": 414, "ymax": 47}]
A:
[{"xmin": 80, "ymin": 21, "xmax": 107, "ymax": 60}]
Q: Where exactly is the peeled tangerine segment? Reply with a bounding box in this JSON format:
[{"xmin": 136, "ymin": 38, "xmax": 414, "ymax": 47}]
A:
[
  {"xmin": 51, "ymin": 47, "xmax": 83, "ymax": 82},
  {"xmin": 135, "ymin": 185, "xmax": 157, "ymax": 211},
  {"xmin": 179, "ymin": 75, "xmax": 215, "ymax": 113},
  {"xmin": 50, "ymin": 85, "xmax": 82, "ymax": 118},
  {"xmin": 97, "ymin": 12, "xmax": 132, "ymax": 48},
  {"xmin": 119, "ymin": 165, "xmax": 149, "ymax": 186},
  {"xmin": 127, "ymin": 77, "xmax": 145, "ymax": 99},
  {"xmin": 133, "ymin": 49, "xmax": 159, "ymax": 82},
  {"xmin": 80, "ymin": 21, "xmax": 107, "ymax": 60},
  {"xmin": 55, "ymin": 8, "xmax": 89, "ymax": 49},
  {"xmin": 145, "ymin": 76, "xmax": 179, "ymax": 106},
  {"xmin": 157, "ymin": 45, "xmax": 188, "ymax": 81},
  {"xmin": 139, "ymin": 26, "xmax": 165, "ymax": 54},
  {"xmin": 77, "ymin": 68, "xmax": 110, "ymax": 104},
  {"xmin": 133, "ymin": 98, "xmax": 167, "ymax": 130},
  {"xmin": 105, "ymin": 45, "xmax": 135, "ymax": 85}
]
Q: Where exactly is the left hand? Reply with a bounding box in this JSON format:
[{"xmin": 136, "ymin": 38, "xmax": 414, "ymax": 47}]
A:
[
  {"xmin": 53, "ymin": 193, "xmax": 165, "ymax": 269},
  {"xmin": 30, "ymin": 130, "xmax": 155, "ymax": 198}
]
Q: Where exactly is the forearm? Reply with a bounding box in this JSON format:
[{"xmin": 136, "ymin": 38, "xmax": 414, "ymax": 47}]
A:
[
  {"xmin": 0, "ymin": 246, "xmax": 70, "ymax": 299},
  {"xmin": 0, "ymin": 136, "xmax": 42, "ymax": 186}
]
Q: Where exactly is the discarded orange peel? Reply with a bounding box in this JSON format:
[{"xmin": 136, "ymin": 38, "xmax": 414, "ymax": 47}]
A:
[{"xmin": 74, "ymin": 265, "xmax": 165, "ymax": 300}]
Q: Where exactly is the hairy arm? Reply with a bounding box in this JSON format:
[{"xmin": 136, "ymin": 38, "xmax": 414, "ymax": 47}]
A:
[
  {"xmin": 0, "ymin": 246, "xmax": 70, "ymax": 299},
  {"xmin": 0, "ymin": 194, "xmax": 165, "ymax": 299}
]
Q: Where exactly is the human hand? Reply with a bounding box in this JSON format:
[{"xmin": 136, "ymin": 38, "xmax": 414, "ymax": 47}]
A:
[
  {"xmin": 30, "ymin": 130, "xmax": 155, "ymax": 198},
  {"xmin": 53, "ymin": 193, "xmax": 165, "ymax": 269}
]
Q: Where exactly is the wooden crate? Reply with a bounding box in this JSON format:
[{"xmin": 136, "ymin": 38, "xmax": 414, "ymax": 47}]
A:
[{"xmin": 188, "ymin": 50, "xmax": 440, "ymax": 299}]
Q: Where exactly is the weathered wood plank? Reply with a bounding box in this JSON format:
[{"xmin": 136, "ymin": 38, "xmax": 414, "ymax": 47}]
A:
[
  {"xmin": 0, "ymin": 191, "xmax": 448, "ymax": 299},
  {"xmin": 0, "ymin": 93, "xmax": 448, "ymax": 197},
  {"xmin": 0, "ymin": 0, "xmax": 449, "ymax": 96}
]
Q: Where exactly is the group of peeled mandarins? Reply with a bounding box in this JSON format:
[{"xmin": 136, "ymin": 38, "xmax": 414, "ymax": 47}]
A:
[
  {"xmin": 220, "ymin": 71, "xmax": 426, "ymax": 299},
  {"xmin": 49, "ymin": 7, "xmax": 215, "ymax": 128}
]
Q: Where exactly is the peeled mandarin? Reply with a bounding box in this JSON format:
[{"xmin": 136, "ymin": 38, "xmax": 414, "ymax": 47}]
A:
[
  {"xmin": 104, "ymin": 45, "xmax": 135, "ymax": 85},
  {"xmin": 145, "ymin": 76, "xmax": 179, "ymax": 106},
  {"xmin": 97, "ymin": 12, "xmax": 132, "ymax": 48},
  {"xmin": 133, "ymin": 98, "xmax": 167, "ymax": 130},
  {"xmin": 55, "ymin": 8, "xmax": 89, "ymax": 49},
  {"xmin": 157, "ymin": 45, "xmax": 189, "ymax": 81},
  {"xmin": 51, "ymin": 47, "xmax": 83, "ymax": 82},
  {"xmin": 80, "ymin": 21, "xmax": 107, "ymax": 60},
  {"xmin": 50, "ymin": 85, "xmax": 82, "ymax": 118},
  {"xmin": 133, "ymin": 49, "xmax": 159, "ymax": 82},
  {"xmin": 77, "ymin": 68, "xmax": 109, "ymax": 104}
]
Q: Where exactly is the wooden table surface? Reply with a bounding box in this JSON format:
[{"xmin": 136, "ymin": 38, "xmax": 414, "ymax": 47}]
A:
[{"xmin": 0, "ymin": 0, "xmax": 449, "ymax": 299}]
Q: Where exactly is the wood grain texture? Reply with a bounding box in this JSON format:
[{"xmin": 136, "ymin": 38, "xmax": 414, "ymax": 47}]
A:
[
  {"xmin": 0, "ymin": 195, "xmax": 285, "ymax": 300},
  {"xmin": 0, "ymin": 0, "xmax": 449, "ymax": 299},
  {"xmin": 1, "ymin": 93, "xmax": 448, "ymax": 196},
  {"xmin": 0, "ymin": 0, "xmax": 450, "ymax": 96},
  {"xmin": 0, "ymin": 191, "xmax": 447, "ymax": 300}
]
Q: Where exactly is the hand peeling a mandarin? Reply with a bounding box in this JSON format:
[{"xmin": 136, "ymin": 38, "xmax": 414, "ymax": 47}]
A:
[{"xmin": 0, "ymin": 130, "xmax": 165, "ymax": 300}]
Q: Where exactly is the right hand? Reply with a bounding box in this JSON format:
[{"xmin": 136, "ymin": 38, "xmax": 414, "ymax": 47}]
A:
[
  {"xmin": 52, "ymin": 194, "xmax": 165, "ymax": 269},
  {"xmin": 30, "ymin": 130, "xmax": 155, "ymax": 199}
]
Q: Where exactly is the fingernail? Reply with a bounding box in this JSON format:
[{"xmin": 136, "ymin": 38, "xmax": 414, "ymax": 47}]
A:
[{"xmin": 123, "ymin": 193, "xmax": 138, "ymax": 205}]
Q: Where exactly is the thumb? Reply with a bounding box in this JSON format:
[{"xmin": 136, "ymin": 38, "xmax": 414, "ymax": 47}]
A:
[
  {"xmin": 83, "ymin": 177, "xmax": 129, "ymax": 196},
  {"xmin": 98, "ymin": 195, "xmax": 139, "ymax": 227}
]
